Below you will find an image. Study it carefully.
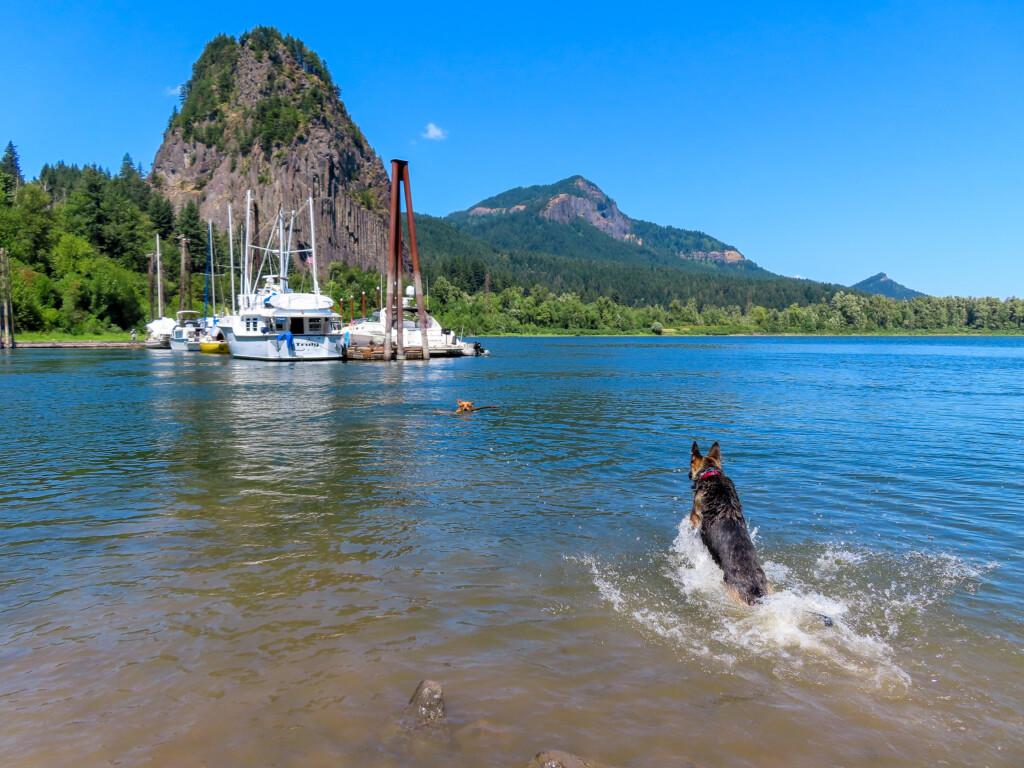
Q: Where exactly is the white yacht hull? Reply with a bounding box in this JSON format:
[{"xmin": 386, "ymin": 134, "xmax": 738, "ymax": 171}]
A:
[
  {"xmin": 342, "ymin": 314, "xmax": 484, "ymax": 357},
  {"xmin": 224, "ymin": 330, "xmax": 345, "ymax": 361}
]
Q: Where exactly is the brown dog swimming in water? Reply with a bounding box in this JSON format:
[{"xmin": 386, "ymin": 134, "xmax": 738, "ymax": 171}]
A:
[
  {"xmin": 689, "ymin": 441, "xmax": 771, "ymax": 605},
  {"xmin": 456, "ymin": 399, "xmax": 475, "ymax": 412}
]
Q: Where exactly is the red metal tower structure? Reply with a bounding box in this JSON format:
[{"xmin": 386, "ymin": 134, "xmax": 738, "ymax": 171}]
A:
[{"xmin": 384, "ymin": 160, "xmax": 430, "ymax": 361}]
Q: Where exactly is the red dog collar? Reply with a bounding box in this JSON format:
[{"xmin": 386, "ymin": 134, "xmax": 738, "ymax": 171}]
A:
[{"xmin": 697, "ymin": 468, "xmax": 722, "ymax": 480}]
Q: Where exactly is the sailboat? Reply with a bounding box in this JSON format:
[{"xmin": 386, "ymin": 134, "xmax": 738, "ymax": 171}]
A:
[
  {"xmin": 198, "ymin": 219, "xmax": 230, "ymax": 354},
  {"xmin": 217, "ymin": 192, "xmax": 346, "ymax": 361},
  {"xmin": 145, "ymin": 234, "xmax": 175, "ymax": 348}
]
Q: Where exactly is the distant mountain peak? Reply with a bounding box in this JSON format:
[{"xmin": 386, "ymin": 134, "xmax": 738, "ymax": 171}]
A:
[
  {"xmin": 463, "ymin": 175, "xmax": 629, "ymax": 239},
  {"xmin": 851, "ymin": 272, "xmax": 925, "ymax": 300},
  {"xmin": 457, "ymin": 176, "xmax": 744, "ymax": 264}
]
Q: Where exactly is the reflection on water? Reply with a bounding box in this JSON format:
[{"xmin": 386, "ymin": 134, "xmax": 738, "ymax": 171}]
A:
[{"xmin": 1, "ymin": 338, "xmax": 1022, "ymax": 767}]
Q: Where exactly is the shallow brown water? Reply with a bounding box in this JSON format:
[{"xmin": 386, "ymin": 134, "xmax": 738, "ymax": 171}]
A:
[{"xmin": 1, "ymin": 338, "xmax": 1022, "ymax": 767}]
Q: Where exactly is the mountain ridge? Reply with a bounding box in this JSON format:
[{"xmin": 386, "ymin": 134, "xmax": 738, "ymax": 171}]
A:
[{"xmin": 449, "ymin": 174, "xmax": 745, "ymax": 267}]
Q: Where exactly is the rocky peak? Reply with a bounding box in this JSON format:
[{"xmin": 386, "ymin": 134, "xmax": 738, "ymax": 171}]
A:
[
  {"xmin": 540, "ymin": 177, "xmax": 631, "ymax": 240},
  {"xmin": 464, "ymin": 175, "xmax": 633, "ymax": 240},
  {"xmin": 151, "ymin": 28, "xmax": 390, "ymax": 275}
]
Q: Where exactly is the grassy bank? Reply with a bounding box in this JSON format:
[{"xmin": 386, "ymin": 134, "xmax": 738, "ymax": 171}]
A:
[{"xmin": 14, "ymin": 330, "xmax": 135, "ymax": 342}]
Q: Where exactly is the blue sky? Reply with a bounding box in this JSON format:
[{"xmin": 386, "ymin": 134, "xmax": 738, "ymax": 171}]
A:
[{"xmin": 2, "ymin": 0, "xmax": 1021, "ymax": 297}]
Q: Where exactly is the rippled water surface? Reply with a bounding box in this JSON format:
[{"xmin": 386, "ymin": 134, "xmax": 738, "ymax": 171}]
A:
[{"xmin": 1, "ymin": 337, "xmax": 1022, "ymax": 767}]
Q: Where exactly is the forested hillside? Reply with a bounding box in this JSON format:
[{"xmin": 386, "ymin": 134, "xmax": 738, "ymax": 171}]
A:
[
  {"xmin": 0, "ymin": 144, "xmax": 219, "ymax": 335},
  {"xmin": 414, "ymin": 213, "xmax": 847, "ymax": 309}
]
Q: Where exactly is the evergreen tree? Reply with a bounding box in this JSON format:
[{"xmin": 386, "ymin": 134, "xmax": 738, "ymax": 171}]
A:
[
  {"xmin": 0, "ymin": 170, "xmax": 14, "ymax": 205},
  {"xmin": 174, "ymin": 199, "xmax": 208, "ymax": 271},
  {"xmin": 114, "ymin": 153, "xmax": 152, "ymax": 209},
  {"xmin": 38, "ymin": 162, "xmax": 83, "ymax": 205},
  {"xmin": 0, "ymin": 142, "xmax": 23, "ymax": 187},
  {"xmin": 148, "ymin": 195, "xmax": 175, "ymax": 240},
  {"xmin": 65, "ymin": 166, "xmax": 108, "ymax": 249}
]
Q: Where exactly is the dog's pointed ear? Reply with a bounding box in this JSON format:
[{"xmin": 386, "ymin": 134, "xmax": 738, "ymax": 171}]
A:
[
  {"xmin": 708, "ymin": 442, "xmax": 722, "ymax": 463},
  {"xmin": 691, "ymin": 441, "xmax": 702, "ymax": 459}
]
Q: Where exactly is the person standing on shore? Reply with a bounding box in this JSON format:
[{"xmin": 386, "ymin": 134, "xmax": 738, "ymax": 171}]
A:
[{"xmin": 131, "ymin": 328, "xmax": 137, "ymax": 341}]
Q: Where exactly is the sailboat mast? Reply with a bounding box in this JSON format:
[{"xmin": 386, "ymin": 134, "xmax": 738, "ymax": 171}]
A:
[
  {"xmin": 207, "ymin": 219, "xmax": 215, "ymax": 316},
  {"xmin": 277, "ymin": 210, "xmax": 285, "ymax": 287},
  {"xmin": 309, "ymin": 197, "xmax": 320, "ymax": 297},
  {"xmin": 155, "ymin": 234, "xmax": 164, "ymax": 317},
  {"xmin": 285, "ymin": 210, "xmax": 296, "ymax": 284},
  {"xmin": 228, "ymin": 204, "xmax": 236, "ymax": 315},
  {"xmin": 244, "ymin": 190, "xmax": 252, "ymax": 308}
]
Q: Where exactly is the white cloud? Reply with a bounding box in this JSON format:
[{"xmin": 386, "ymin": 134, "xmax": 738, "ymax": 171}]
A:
[
  {"xmin": 165, "ymin": 85, "xmax": 182, "ymax": 97},
  {"xmin": 421, "ymin": 122, "xmax": 448, "ymax": 140}
]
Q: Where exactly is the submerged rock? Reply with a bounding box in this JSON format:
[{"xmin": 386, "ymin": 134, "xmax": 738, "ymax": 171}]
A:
[
  {"xmin": 527, "ymin": 750, "xmax": 614, "ymax": 768},
  {"xmin": 408, "ymin": 679, "xmax": 446, "ymax": 724},
  {"xmin": 390, "ymin": 679, "xmax": 452, "ymax": 746}
]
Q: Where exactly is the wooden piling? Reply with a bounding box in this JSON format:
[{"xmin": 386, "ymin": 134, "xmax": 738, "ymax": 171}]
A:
[
  {"xmin": 177, "ymin": 235, "xmax": 191, "ymax": 313},
  {"xmin": 0, "ymin": 247, "xmax": 15, "ymax": 349},
  {"xmin": 147, "ymin": 252, "xmax": 156, "ymax": 321}
]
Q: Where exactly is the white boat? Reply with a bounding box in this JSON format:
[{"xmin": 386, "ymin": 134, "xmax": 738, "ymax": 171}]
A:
[
  {"xmin": 219, "ymin": 193, "xmax": 346, "ymax": 362},
  {"xmin": 169, "ymin": 310, "xmax": 203, "ymax": 351},
  {"xmin": 343, "ymin": 288, "xmax": 484, "ymax": 357},
  {"xmin": 144, "ymin": 316, "xmax": 176, "ymax": 349}
]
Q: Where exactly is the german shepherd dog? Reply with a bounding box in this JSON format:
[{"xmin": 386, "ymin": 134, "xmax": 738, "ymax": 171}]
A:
[{"xmin": 689, "ymin": 441, "xmax": 771, "ymax": 605}]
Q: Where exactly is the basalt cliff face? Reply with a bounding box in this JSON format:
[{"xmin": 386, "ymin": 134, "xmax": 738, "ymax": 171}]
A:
[{"xmin": 151, "ymin": 29, "xmax": 390, "ymax": 276}]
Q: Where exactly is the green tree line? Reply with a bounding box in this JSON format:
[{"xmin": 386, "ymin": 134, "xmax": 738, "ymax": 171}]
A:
[
  {"xmin": 0, "ymin": 145, "xmax": 222, "ymax": 335},
  {"xmin": 414, "ymin": 213, "xmax": 849, "ymax": 310},
  {"xmin": 426, "ymin": 279, "xmax": 1024, "ymax": 336}
]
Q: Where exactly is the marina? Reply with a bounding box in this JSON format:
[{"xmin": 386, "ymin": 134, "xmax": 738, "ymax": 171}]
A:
[
  {"xmin": 132, "ymin": 163, "xmax": 485, "ymax": 364},
  {"xmin": 216, "ymin": 194, "xmax": 346, "ymax": 362}
]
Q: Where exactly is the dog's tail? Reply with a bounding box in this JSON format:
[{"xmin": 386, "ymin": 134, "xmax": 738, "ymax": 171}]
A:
[{"xmin": 806, "ymin": 611, "xmax": 835, "ymax": 627}]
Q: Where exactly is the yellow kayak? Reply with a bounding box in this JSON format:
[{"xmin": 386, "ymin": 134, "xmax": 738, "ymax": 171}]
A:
[{"xmin": 199, "ymin": 340, "xmax": 230, "ymax": 354}]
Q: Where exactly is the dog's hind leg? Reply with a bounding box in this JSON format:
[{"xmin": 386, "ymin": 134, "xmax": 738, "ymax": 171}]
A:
[{"xmin": 725, "ymin": 585, "xmax": 747, "ymax": 605}]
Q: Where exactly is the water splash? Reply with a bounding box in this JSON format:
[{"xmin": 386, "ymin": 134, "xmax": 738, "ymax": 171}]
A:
[{"xmin": 574, "ymin": 518, "xmax": 1004, "ymax": 691}]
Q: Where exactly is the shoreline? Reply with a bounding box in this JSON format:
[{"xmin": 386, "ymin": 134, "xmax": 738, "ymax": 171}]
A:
[
  {"xmin": 4, "ymin": 329, "xmax": 1024, "ymax": 349},
  {"xmin": 7, "ymin": 340, "xmax": 148, "ymax": 349}
]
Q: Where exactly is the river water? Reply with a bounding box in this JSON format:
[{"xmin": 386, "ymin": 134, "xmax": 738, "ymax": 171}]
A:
[{"xmin": 1, "ymin": 337, "xmax": 1021, "ymax": 767}]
